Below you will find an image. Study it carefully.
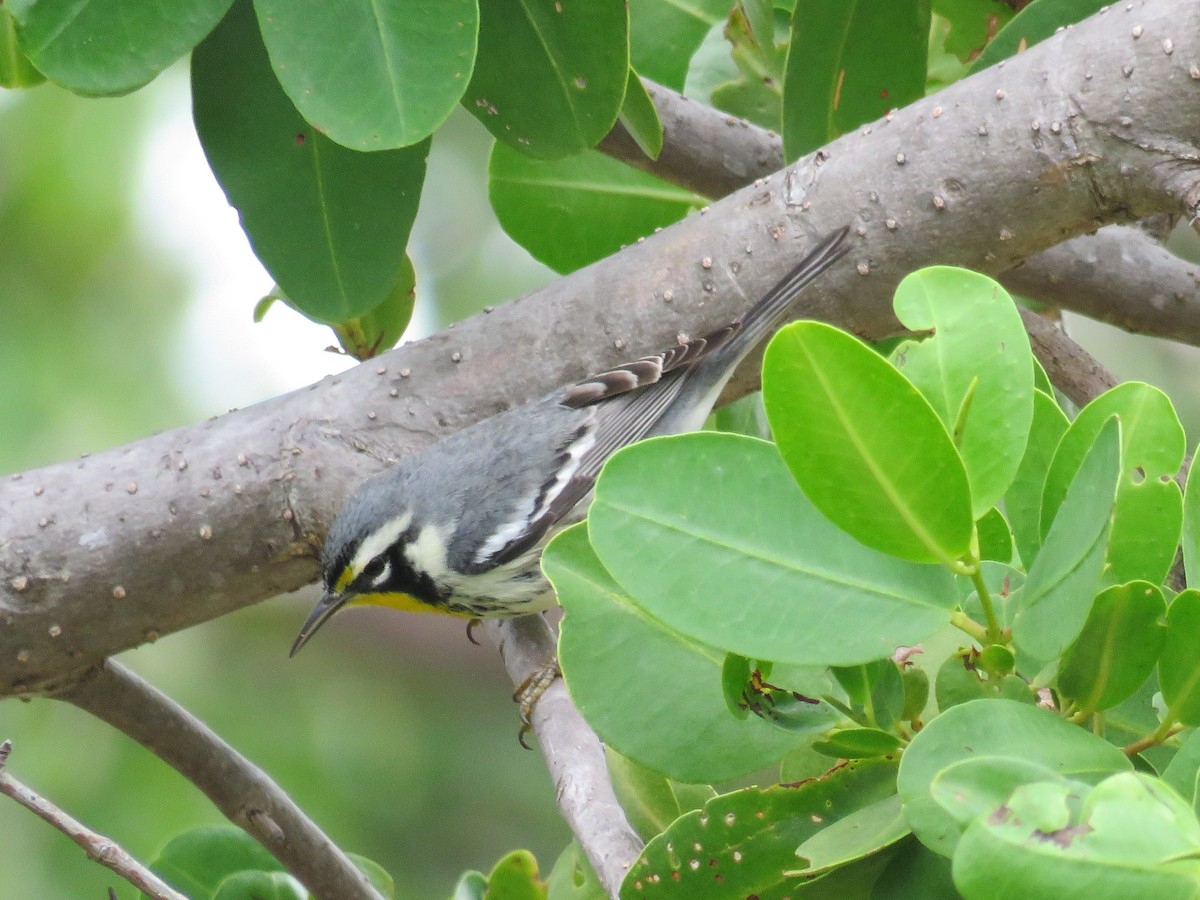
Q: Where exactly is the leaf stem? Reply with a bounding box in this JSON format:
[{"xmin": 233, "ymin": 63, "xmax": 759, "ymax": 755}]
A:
[
  {"xmin": 969, "ymin": 564, "xmax": 1003, "ymax": 645},
  {"xmin": 949, "ymin": 610, "xmax": 987, "ymax": 644},
  {"xmin": 1123, "ymin": 719, "xmax": 1184, "ymax": 757}
]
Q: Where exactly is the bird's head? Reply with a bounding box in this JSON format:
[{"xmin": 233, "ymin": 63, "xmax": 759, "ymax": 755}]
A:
[{"xmin": 290, "ymin": 494, "xmax": 450, "ymax": 655}]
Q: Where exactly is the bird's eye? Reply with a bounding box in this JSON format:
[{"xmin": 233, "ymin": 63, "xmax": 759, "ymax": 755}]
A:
[{"xmin": 362, "ymin": 557, "xmax": 387, "ymax": 581}]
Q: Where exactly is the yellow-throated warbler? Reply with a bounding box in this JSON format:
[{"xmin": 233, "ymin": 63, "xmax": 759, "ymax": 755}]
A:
[{"xmin": 291, "ymin": 227, "xmax": 849, "ymax": 655}]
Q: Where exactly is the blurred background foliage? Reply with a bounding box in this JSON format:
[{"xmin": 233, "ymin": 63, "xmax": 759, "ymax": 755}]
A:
[{"xmin": 3, "ymin": 43, "xmax": 1200, "ymax": 900}]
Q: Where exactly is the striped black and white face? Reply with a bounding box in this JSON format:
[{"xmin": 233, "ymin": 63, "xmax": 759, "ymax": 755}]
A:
[{"xmin": 323, "ymin": 511, "xmax": 452, "ymax": 614}]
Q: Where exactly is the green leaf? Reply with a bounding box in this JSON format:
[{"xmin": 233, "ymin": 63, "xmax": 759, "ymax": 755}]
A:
[
  {"xmin": 464, "ymin": 0, "xmax": 628, "ymax": 158},
  {"xmin": 969, "ymin": 0, "xmax": 1113, "ymax": 73},
  {"xmin": 254, "ymin": 0, "xmax": 477, "ymax": 150},
  {"xmin": 192, "ymin": 0, "xmax": 429, "ymax": 322},
  {"xmin": 792, "ymin": 792, "xmax": 909, "ymax": 875},
  {"xmin": 547, "ymin": 523, "xmax": 809, "ymax": 783},
  {"xmin": 212, "ymin": 871, "xmax": 305, "ymax": 900},
  {"xmin": 1162, "ymin": 729, "xmax": 1200, "ymax": 815},
  {"xmin": 812, "ymin": 727, "xmax": 903, "ymax": 759},
  {"xmin": 1160, "ymin": 590, "xmax": 1200, "ymax": 727},
  {"xmin": 783, "ymin": 0, "xmax": 930, "ymax": 160},
  {"xmin": 452, "ymin": 871, "xmax": 488, "ymax": 900},
  {"xmin": 1041, "ymin": 382, "xmax": 1184, "ymax": 585},
  {"xmin": 546, "ymin": 842, "xmax": 606, "ymax": 900},
  {"xmin": 952, "ymin": 773, "xmax": 1200, "ymax": 898},
  {"xmin": 889, "ymin": 267, "xmax": 1034, "ymax": 518},
  {"xmin": 486, "ymin": 850, "xmax": 546, "ymax": 900},
  {"xmin": 1057, "ymin": 581, "xmax": 1166, "ymax": 716},
  {"xmin": 873, "ymin": 838, "xmax": 958, "ymax": 900},
  {"xmin": 1013, "ymin": 416, "xmax": 1121, "ymax": 663},
  {"xmin": 149, "ymin": 826, "xmax": 282, "ymax": 899},
  {"xmin": 587, "ymin": 433, "xmax": 960, "ymax": 666},
  {"xmin": 628, "ymin": 0, "xmax": 731, "ymax": 91},
  {"xmin": 488, "ymin": 143, "xmax": 701, "ymax": 274},
  {"xmin": 932, "ymin": 0, "xmax": 1015, "ymax": 62},
  {"xmin": 620, "ymin": 758, "xmax": 899, "ymax": 899},
  {"xmin": 0, "ymin": 8, "xmax": 44, "ymax": 88},
  {"xmin": 975, "ymin": 507, "xmax": 1013, "ymax": 564},
  {"xmin": 1184, "ymin": 455, "xmax": 1200, "ymax": 588},
  {"xmin": 1004, "ymin": 389, "xmax": 1069, "ymax": 569},
  {"xmin": 763, "ymin": 321, "xmax": 973, "ymax": 566},
  {"xmin": 929, "ymin": 756, "xmax": 1090, "ymax": 834},
  {"xmin": 831, "ymin": 659, "xmax": 906, "ymax": 730},
  {"xmin": 8, "ymin": 0, "xmax": 232, "ymax": 95},
  {"xmin": 605, "ymin": 749, "xmax": 715, "ymax": 841},
  {"xmin": 901, "ymin": 664, "xmax": 931, "ymax": 721},
  {"xmin": 617, "ymin": 69, "xmax": 664, "ymax": 160},
  {"xmin": 897, "ymin": 699, "xmax": 1132, "ymax": 857},
  {"xmin": 329, "ymin": 255, "xmax": 417, "ymax": 359}
]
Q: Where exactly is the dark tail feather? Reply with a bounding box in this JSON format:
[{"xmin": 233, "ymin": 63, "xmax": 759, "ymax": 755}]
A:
[{"xmin": 722, "ymin": 225, "xmax": 851, "ymax": 362}]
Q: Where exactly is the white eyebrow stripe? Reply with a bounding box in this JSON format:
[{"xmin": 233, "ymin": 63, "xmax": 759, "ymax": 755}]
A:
[{"xmin": 350, "ymin": 511, "xmax": 413, "ymax": 577}]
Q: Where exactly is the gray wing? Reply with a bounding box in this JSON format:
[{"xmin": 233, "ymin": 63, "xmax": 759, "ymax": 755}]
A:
[{"xmin": 470, "ymin": 227, "xmax": 850, "ymax": 571}]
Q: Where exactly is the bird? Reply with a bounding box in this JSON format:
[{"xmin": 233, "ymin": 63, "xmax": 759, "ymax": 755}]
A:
[{"xmin": 290, "ymin": 226, "xmax": 850, "ymax": 660}]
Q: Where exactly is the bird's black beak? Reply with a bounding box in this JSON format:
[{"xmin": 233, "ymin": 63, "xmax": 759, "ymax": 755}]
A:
[{"xmin": 290, "ymin": 591, "xmax": 348, "ymax": 657}]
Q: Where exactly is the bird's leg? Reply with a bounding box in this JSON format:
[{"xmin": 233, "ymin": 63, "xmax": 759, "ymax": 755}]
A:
[{"xmin": 513, "ymin": 657, "xmax": 562, "ymax": 749}]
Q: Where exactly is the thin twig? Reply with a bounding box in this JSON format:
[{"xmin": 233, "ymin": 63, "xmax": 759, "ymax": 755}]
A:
[
  {"xmin": 0, "ymin": 739, "xmax": 187, "ymax": 900},
  {"xmin": 484, "ymin": 616, "xmax": 643, "ymax": 899},
  {"xmin": 55, "ymin": 661, "xmax": 385, "ymax": 900}
]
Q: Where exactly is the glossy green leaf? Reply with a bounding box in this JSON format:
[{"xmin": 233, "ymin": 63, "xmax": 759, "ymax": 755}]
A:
[
  {"xmin": 897, "ymin": 699, "xmax": 1132, "ymax": 857},
  {"xmin": 546, "ymin": 841, "xmax": 606, "ymax": 900},
  {"xmin": 547, "ymin": 524, "xmax": 808, "ymax": 783},
  {"xmin": 793, "ymin": 793, "xmax": 909, "ymax": 875},
  {"xmin": 211, "ymin": 871, "xmax": 305, "ymax": 900},
  {"xmin": 901, "ymin": 665, "xmax": 931, "ymax": 721},
  {"xmin": 932, "ymin": 0, "xmax": 1015, "ymax": 62},
  {"xmin": 1004, "ymin": 389, "xmax": 1069, "ymax": 568},
  {"xmin": 8, "ymin": 0, "xmax": 232, "ymax": 94},
  {"xmin": 1013, "ymin": 416, "xmax": 1120, "ymax": 663},
  {"xmin": 1041, "ymin": 383, "xmax": 1184, "ymax": 585},
  {"xmin": 1184, "ymin": 455, "xmax": 1200, "ymax": 588},
  {"xmin": 933, "ymin": 648, "xmax": 1033, "ymax": 712},
  {"xmin": 976, "ymin": 508, "xmax": 1013, "ymax": 563},
  {"xmin": 254, "ymin": 0, "xmax": 476, "ymax": 150},
  {"xmin": 764, "ymin": 321, "xmax": 973, "ymax": 566},
  {"xmin": 605, "ymin": 749, "xmax": 715, "ymax": 841},
  {"xmin": 627, "ymin": 0, "xmax": 730, "ymax": 91},
  {"xmin": 488, "ymin": 143, "xmax": 701, "ymax": 274},
  {"xmin": 890, "ymin": 267, "xmax": 1034, "ymax": 518},
  {"xmin": 587, "ymin": 433, "xmax": 960, "ymax": 666},
  {"xmin": 620, "ymin": 758, "xmax": 899, "ymax": 899},
  {"xmin": 0, "ymin": 8, "xmax": 43, "ymax": 88},
  {"xmin": 1162, "ymin": 729, "xmax": 1200, "ymax": 815},
  {"xmin": 452, "ymin": 871, "xmax": 488, "ymax": 900},
  {"xmin": 192, "ymin": 0, "xmax": 429, "ymax": 322},
  {"xmin": 831, "ymin": 659, "xmax": 905, "ymax": 730},
  {"xmin": 1160, "ymin": 590, "xmax": 1200, "ymax": 727},
  {"xmin": 969, "ymin": 0, "xmax": 1113, "ymax": 73},
  {"xmin": 783, "ymin": 0, "xmax": 929, "ymax": 159},
  {"xmin": 486, "ymin": 850, "xmax": 546, "ymax": 900},
  {"xmin": 812, "ymin": 727, "xmax": 903, "ymax": 759},
  {"xmin": 873, "ymin": 839, "xmax": 958, "ymax": 900},
  {"xmin": 149, "ymin": 826, "xmax": 282, "ymax": 899},
  {"xmin": 617, "ymin": 69, "xmax": 664, "ymax": 160},
  {"xmin": 1057, "ymin": 581, "xmax": 1166, "ymax": 716},
  {"xmin": 929, "ymin": 756, "xmax": 1090, "ymax": 832},
  {"xmin": 329, "ymin": 255, "xmax": 417, "ymax": 360},
  {"xmin": 464, "ymin": 0, "xmax": 628, "ymax": 158},
  {"xmin": 952, "ymin": 773, "xmax": 1200, "ymax": 898}
]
